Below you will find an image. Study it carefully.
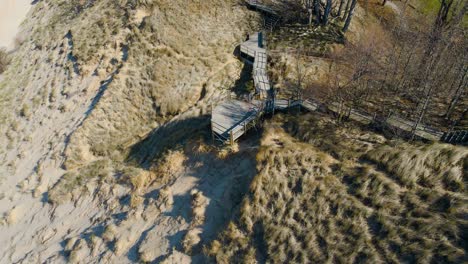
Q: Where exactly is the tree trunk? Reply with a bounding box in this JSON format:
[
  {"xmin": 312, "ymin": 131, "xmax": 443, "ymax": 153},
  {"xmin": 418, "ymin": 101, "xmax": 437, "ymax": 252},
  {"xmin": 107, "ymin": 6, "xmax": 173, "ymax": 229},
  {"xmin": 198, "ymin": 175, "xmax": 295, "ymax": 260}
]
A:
[
  {"xmin": 338, "ymin": 0, "xmax": 346, "ymax": 17},
  {"xmin": 307, "ymin": 0, "xmax": 313, "ymax": 25},
  {"xmin": 343, "ymin": 0, "xmax": 358, "ymax": 32},
  {"xmin": 445, "ymin": 66, "xmax": 468, "ymax": 119},
  {"xmin": 382, "ymin": 0, "xmax": 387, "ymax": 6},
  {"xmin": 343, "ymin": 0, "xmax": 352, "ymax": 20},
  {"xmin": 323, "ymin": 0, "xmax": 332, "ymax": 25},
  {"xmin": 435, "ymin": 0, "xmax": 454, "ymax": 28},
  {"xmin": 313, "ymin": 0, "xmax": 321, "ymax": 24},
  {"xmin": 411, "ymin": 85, "xmax": 433, "ymax": 140},
  {"xmin": 395, "ymin": 46, "xmax": 416, "ymax": 92}
]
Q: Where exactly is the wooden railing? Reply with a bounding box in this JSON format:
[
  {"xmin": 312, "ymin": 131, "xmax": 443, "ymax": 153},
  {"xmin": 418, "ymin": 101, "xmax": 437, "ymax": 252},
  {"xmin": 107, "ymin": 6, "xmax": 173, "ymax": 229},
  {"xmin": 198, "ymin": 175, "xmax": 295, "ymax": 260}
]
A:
[
  {"xmin": 247, "ymin": 0, "xmax": 278, "ymax": 16},
  {"xmin": 240, "ymin": 44, "xmax": 257, "ymax": 58},
  {"xmin": 441, "ymin": 131, "xmax": 468, "ymax": 144},
  {"xmin": 212, "ymin": 104, "xmax": 263, "ymax": 144},
  {"xmin": 212, "ymin": 0, "xmax": 466, "ymax": 146}
]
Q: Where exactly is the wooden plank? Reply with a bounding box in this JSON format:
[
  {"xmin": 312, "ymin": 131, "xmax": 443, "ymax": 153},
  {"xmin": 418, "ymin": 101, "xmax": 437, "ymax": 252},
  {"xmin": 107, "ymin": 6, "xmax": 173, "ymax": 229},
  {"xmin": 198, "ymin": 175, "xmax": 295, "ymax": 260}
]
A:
[
  {"xmin": 240, "ymin": 32, "xmax": 266, "ymax": 58},
  {"xmin": 301, "ymin": 100, "xmax": 319, "ymax": 111},
  {"xmin": 254, "ymin": 51, "xmax": 268, "ymax": 71},
  {"xmin": 212, "ymin": 100, "xmax": 260, "ymax": 142}
]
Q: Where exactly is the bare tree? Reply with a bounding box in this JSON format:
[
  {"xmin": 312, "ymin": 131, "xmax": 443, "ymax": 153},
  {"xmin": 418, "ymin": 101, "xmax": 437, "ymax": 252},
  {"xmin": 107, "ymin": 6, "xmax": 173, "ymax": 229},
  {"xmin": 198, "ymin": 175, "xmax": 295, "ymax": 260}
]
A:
[
  {"xmin": 343, "ymin": 0, "xmax": 358, "ymax": 32},
  {"xmin": 445, "ymin": 64, "xmax": 468, "ymax": 120},
  {"xmin": 337, "ymin": 0, "xmax": 346, "ymax": 17},
  {"xmin": 322, "ymin": 0, "xmax": 333, "ymax": 25},
  {"xmin": 313, "ymin": 0, "xmax": 322, "ymax": 24},
  {"xmin": 293, "ymin": 49, "xmax": 307, "ymax": 100}
]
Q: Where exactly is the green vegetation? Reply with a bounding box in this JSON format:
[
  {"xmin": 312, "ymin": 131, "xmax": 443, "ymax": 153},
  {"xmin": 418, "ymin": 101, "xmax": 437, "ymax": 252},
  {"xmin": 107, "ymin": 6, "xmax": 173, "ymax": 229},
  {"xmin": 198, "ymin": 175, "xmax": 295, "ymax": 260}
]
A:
[{"xmin": 416, "ymin": 0, "xmax": 441, "ymax": 15}]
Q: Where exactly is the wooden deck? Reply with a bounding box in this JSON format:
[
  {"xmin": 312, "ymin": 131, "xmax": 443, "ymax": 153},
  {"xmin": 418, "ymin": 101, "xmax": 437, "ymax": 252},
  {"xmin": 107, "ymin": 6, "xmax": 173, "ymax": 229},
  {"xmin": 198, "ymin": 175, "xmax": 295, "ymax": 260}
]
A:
[
  {"xmin": 211, "ymin": 100, "xmax": 263, "ymax": 143},
  {"xmin": 212, "ymin": 30, "xmax": 274, "ymax": 144},
  {"xmin": 441, "ymin": 131, "xmax": 468, "ymax": 144},
  {"xmin": 387, "ymin": 115, "xmax": 443, "ymax": 141},
  {"xmin": 240, "ymin": 32, "xmax": 265, "ymax": 58}
]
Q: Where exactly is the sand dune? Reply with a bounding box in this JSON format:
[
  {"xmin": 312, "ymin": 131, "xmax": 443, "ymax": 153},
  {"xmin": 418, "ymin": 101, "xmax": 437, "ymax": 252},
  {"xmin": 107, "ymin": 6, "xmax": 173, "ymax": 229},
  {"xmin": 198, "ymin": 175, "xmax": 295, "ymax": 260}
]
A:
[{"xmin": 0, "ymin": 0, "xmax": 32, "ymax": 49}]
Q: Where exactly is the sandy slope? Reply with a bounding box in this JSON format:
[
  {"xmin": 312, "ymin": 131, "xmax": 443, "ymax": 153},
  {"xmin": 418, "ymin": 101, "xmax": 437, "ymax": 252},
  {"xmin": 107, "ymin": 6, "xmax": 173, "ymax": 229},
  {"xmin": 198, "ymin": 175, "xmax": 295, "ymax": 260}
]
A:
[
  {"xmin": 0, "ymin": 0, "xmax": 257, "ymax": 262},
  {"xmin": 0, "ymin": 0, "xmax": 32, "ymax": 49}
]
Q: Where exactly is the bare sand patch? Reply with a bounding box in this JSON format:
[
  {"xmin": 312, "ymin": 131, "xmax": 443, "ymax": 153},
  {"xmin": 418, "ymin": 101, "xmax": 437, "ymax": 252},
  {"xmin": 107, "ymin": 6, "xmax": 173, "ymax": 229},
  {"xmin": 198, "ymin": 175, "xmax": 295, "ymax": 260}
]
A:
[{"xmin": 0, "ymin": 0, "xmax": 32, "ymax": 49}]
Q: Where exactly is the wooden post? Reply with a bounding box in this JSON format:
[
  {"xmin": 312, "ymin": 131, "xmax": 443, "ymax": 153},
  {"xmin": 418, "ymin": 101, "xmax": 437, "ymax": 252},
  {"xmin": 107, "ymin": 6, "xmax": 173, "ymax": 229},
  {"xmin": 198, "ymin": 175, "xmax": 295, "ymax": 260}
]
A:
[
  {"xmin": 441, "ymin": 132, "xmax": 447, "ymax": 142},
  {"xmin": 258, "ymin": 32, "xmax": 263, "ymax": 48},
  {"xmin": 270, "ymin": 99, "xmax": 273, "ymax": 115},
  {"xmin": 230, "ymin": 130, "xmax": 234, "ymax": 146},
  {"xmin": 211, "ymin": 123, "xmax": 214, "ymax": 143}
]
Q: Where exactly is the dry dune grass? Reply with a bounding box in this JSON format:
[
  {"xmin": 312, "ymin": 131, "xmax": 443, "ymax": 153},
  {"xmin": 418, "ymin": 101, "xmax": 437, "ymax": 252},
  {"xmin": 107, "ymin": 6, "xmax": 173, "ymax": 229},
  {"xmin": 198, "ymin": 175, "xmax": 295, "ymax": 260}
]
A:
[
  {"xmin": 41, "ymin": 0, "xmax": 258, "ymax": 206},
  {"xmin": 123, "ymin": 150, "xmax": 186, "ymax": 191},
  {"xmin": 366, "ymin": 143, "xmax": 467, "ymax": 192},
  {"xmin": 0, "ymin": 47, "xmax": 10, "ymax": 74},
  {"xmin": 64, "ymin": 0, "xmax": 258, "ymax": 168},
  {"xmin": 206, "ymin": 114, "xmax": 467, "ymax": 263},
  {"xmin": 48, "ymin": 148, "xmax": 186, "ymax": 205},
  {"xmin": 48, "ymin": 159, "xmax": 112, "ymax": 204}
]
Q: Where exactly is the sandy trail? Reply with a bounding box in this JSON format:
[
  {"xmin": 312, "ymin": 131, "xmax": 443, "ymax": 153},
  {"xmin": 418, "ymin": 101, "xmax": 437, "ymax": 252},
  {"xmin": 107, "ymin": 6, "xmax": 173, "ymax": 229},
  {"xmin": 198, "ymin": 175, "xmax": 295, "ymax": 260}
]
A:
[{"xmin": 0, "ymin": 0, "xmax": 32, "ymax": 49}]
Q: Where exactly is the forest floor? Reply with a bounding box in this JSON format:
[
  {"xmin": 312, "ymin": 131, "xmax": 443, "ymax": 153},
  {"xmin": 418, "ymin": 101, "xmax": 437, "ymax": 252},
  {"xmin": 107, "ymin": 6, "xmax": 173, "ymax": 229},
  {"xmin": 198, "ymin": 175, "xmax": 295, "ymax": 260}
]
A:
[{"xmin": 269, "ymin": 0, "xmax": 467, "ymax": 131}]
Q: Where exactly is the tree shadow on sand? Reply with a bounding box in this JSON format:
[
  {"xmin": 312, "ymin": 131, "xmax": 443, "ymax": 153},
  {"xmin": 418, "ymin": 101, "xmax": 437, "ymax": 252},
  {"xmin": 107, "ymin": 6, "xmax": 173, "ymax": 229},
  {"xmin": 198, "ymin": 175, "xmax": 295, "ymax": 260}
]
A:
[{"xmin": 126, "ymin": 115, "xmax": 262, "ymax": 262}]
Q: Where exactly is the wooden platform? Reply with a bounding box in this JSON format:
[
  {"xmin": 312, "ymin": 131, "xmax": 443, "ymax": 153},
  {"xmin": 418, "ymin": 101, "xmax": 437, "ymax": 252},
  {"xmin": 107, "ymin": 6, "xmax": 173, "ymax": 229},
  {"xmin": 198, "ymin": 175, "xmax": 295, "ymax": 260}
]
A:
[
  {"xmin": 212, "ymin": 31, "xmax": 272, "ymax": 144},
  {"xmin": 240, "ymin": 32, "xmax": 265, "ymax": 58},
  {"xmin": 240, "ymin": 32, "xmax": 272, "ymax": 98},
  {"xmin": 386, "ymin": 115, "xmax": 443, "ymax": 141},
  {"xmin": 211, "ymin": 100, "xmax": 263, "ymax": 143}
]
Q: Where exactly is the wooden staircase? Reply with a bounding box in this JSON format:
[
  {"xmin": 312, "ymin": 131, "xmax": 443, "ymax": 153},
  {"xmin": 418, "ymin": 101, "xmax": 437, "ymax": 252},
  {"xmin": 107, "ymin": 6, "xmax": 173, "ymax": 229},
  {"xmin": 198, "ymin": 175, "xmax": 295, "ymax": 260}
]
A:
[
  {"xmin": 247, "ymin": 0, "xmax": 281, "ymax": 31},
  {"xmin": 264, "ymin": 15, "xmax": 280, "ymax": 32},
  {"xmin": 211, "ymin": 0, "xmax": 465, "ymax": 146}
]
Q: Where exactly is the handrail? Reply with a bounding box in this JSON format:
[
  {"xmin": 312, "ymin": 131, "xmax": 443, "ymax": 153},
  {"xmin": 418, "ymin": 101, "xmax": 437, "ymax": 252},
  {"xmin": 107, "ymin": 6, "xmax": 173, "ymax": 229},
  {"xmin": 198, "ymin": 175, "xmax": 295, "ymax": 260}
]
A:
[
  {"xmin": 211, "ymin": 121, "xmax": 231, "ymax": 131},
  {"xmin": 240, "ymin": 44, "xmax": 257, "ymax": 58},
  {"xmin": 212, "ymin": 1, "xmax": 456, "ymax": 145}
]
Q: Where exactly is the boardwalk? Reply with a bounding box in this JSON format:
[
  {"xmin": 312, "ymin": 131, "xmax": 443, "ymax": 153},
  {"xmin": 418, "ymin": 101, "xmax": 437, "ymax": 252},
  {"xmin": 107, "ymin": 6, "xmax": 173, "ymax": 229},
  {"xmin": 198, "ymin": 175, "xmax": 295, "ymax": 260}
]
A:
[
  {"xmin": 211, "ymin": 31, "xmax": 272, "ymax": 144},
  {"xmin": 241, "ymin": 32, "xmax": 272, "ymax": 98},
  {"xmin": 326, "ymin": 102, "xmax": 445, "ymax": 141},
  {"xmin": 210, "ymin": 0, "xmax": 466, "ymax": 145}
]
